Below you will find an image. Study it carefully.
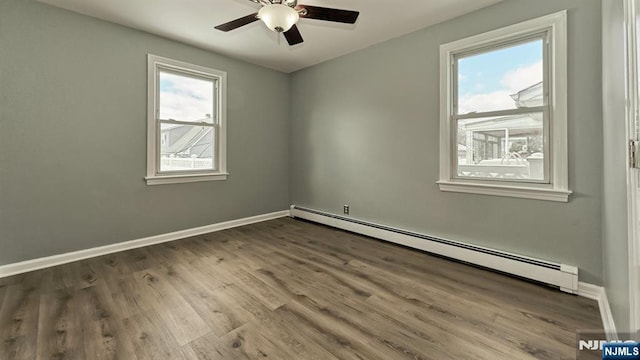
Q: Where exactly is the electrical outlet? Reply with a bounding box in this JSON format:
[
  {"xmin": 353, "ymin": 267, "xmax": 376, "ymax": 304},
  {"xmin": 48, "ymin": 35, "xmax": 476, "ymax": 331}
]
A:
[{"xmin": 343, "ymin": 205, "xmax": 349, "ymax": 215}]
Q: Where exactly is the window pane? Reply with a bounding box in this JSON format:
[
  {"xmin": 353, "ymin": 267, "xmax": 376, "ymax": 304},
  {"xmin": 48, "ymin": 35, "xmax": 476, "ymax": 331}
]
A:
[
  {"xmin": 159, "ymin": 70, "xmax": 215, "ymax": 123},
  {"xmin": 456, "ymin": 112, "xmax": 545, "ymax": 181},
  {"xmin": 160, "ymin": 123, "xmax": 215, "ymax": 172},
  {"xmin": 456, "ymin": 38, "xmax": 543, "ymax": 114}
]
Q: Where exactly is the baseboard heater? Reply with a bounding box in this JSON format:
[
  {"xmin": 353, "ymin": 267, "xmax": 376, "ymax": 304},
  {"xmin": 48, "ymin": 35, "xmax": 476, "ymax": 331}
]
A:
[{"xmin": 289, "ymin": 205, "xmax": 579, "ymax": 294}]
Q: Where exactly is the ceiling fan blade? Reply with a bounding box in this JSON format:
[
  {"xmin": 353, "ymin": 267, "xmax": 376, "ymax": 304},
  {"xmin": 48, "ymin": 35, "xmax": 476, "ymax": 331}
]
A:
[
  {"xmin": 214, "ymin": 13, "xmax": 259, "ymax": 32},
  {"xmin": 284, "ymin": 25, "xmax": 304, "ymax": 45},
  {"xmin": 295, "ymin": 5, "xmax": 359, "ymax": 24}
]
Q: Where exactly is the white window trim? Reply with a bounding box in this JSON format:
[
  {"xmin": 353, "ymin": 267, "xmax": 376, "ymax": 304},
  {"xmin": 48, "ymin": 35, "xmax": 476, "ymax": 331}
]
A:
[
  {"xmin": 438, "ymin": 11, "xmax": 570, "ymax": 202},
  {"xmin": 145, "ymin": 54, "xmax": 228, "ymax": 185}
]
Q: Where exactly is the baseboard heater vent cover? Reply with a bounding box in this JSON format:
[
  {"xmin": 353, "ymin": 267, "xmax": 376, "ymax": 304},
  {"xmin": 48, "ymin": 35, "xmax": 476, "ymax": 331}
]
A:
[{"xmin": 289, "ymin": 205, "xmax": 578, "ymax": 294}]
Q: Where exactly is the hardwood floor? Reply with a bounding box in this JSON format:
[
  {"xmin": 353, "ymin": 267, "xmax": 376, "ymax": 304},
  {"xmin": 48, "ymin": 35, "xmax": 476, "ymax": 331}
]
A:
[{"xmin": 0, "ymin": 217, "xmax": 601, "ymax": 360}]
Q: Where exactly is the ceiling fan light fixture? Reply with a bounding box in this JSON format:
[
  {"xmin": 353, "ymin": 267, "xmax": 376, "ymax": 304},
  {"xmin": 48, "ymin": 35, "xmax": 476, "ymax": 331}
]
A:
[{"xmin": 258, "ymin": 4, "xmax": 299, "ymax": 33}]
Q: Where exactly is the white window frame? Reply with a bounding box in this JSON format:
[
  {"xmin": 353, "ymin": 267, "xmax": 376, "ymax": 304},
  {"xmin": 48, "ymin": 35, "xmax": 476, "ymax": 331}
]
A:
[
  {"xmin": 145, "ymin": 54, "xmax": 228, "ymax": 185},
  {"xmin": 437, "ymin": 11, "xmax": 571, "ymax": 202}
]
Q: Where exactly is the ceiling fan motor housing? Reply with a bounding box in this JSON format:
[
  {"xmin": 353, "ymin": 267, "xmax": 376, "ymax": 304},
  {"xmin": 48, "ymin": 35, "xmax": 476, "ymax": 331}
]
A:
[{"xmin": 258, "ymin": 4, "xmax": 299, "ymax": 33}]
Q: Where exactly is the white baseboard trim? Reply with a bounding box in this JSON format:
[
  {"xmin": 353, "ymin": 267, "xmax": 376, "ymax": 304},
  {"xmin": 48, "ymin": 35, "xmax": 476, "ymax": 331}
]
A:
[
  {"xmin": 578, "ymin": 282, "xmax": 618, "ymax": 339},
  {"xmin": 577, "ymin": 282, "xmax": 602, "ymax": 300},
  {"xmin": 0, "ymin": 210, "xmax": 290, "ymax": 279}
]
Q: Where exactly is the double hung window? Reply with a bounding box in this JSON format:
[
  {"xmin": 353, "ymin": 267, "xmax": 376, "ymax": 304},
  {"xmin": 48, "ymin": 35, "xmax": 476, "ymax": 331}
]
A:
[
  {"xmin": 438, "ymin": 11, "xmax": 570, "ymax": 201},
  {"xmin": 146, "ymin": 55, "xmax": 227, "ymax": 185}
]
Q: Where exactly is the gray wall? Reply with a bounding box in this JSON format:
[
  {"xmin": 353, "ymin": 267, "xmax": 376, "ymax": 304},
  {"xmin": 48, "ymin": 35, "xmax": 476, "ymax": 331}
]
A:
[
  {"xmin": 0, "ymin": 0, "xmax": 290, "ymax": 265},
  {"xmin": 290, "ymin": 0, "xmax": 604, "ymax": 285},
  {"xmin": 0, "ymin": 0, "xmax": 610, "ymax": 292},
  {"xmin": 602, "ymin": 0, "xmax": 631, "ymax": 333}
]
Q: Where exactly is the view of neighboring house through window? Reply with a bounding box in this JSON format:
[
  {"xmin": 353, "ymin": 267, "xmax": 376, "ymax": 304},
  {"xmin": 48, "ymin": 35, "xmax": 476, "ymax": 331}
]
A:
[
  {"xmin": 146, "ymin": 55, "xmax": 227, "ymax": 185},
  {"xmin": 455, "ymin": 38, "xmax": 547, "ymax": 182},
  {"xmin": 438, "ymin": 11, "xmax": 569, "ymax": 201},
  {"xmin": 159, "ymin": 70, "xmax": 216, "ymax": 172}
]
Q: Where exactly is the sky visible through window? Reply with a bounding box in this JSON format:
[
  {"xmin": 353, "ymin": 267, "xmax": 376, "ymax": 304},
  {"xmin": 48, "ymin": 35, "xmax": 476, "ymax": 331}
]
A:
[
  {"xmin": 159, "ymin": 71, "xmax": 214, "ymax": 123},
  {"xmin": 457, "ymin": 39, "xmax": 543, "ymax": 114}
]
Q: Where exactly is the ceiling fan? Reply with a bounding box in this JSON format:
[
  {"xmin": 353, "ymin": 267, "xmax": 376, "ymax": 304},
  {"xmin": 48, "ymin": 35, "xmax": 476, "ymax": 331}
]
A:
[{"xmin": 214, "ymin": 0, "xmax": 360, "ymax": 46}]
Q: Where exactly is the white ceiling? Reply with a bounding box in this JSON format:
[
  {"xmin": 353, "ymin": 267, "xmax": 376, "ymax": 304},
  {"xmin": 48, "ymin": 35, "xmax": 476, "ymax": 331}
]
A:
[{"xmin": 38, "ymin": 0, "xmax": 503, "ymax": 73}]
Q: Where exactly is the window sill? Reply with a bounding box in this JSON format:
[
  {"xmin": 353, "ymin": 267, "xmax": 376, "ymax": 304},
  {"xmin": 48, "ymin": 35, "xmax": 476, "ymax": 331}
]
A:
[
  {"xmin": 145, "ymin": 173, "xmax": 228, "ymax": 185},
  {"xmin": 436, "ymin": 180, "xmax": 571, "ymax": 202}
]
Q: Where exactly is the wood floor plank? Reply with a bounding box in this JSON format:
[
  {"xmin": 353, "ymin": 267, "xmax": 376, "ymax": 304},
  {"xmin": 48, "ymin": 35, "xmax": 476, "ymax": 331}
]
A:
[
  {"xmin": 217, "ymin": 238, "xmax": 274, "ymax": 271},
  {"xmin": 0, "ymin": 284, "xmax": 40, "ymax": 360},
  {"xmin": 202, "ymin": 229, "xmax": 245, "ymax": 250},
  {"xmin": 344, "ymin": 258, "xmax": 582, "ymax": 349},
  {"xmin": 65, "ymin": 260, "xmax": 103, "ymax": 290},
  {"xmin": 183, "ymin": 322, "xmax": 300, "ymax": 360},
  {"xmin": 40, "ymin": 264, "xmax": 76, "ymax": 293},
  {"xmin": 219, "ymin": 284, "xmax": 341, "ymax": 360},
  {"xmin": 76, "ymin": 280, "xmax": 137, "ymax": 360},
  {"xmin": 172, "ymin": 254, "xmax": 236, "ymax": 289},
  {"xmin": 187, "ymin": 252, "xmax": 291, "ymax": 310},
  {"xmin": 0, "ymin": 276, "xmax": 16, "ymax": 288},
  {"xmin": 122, "ymin": 310, "xmax": 189, "ymax": 360},
  {"xmin": 132, "ymin": 267, "xmax": 212, "ymax": 345},
  {"xmin": 218, "ymin": 266, "xmax": 292, "ymax": 310},
  {"xmin": 264, "ymin": 246, "xmax": 378, "ymax": 300},
  {"xmin": 275, "ymin": 299, "xmax": 415, "ymax": 360},
  {"xmin": 321, "ymin": 232, "xmax": 601, "ymax": 325},
  {"xmin": 160, "ymin": 262, "xmax": 251, "ymax": 337},
  {"xmin": 285, "ymin": 244, "xmax": 577, "ymax": 356},
  {"xmin": 145, "ymin": 241, "xmax": 204, "ymax": 268},
  {"xmin": 254, "ymin": 257, "xmax": 476, "ymax": 359},
  {"xmin": 100, "ymin": 275, "xmax": 151, "ymax": 321},
  {"xmin": 192, "ymin": 233, "xmax": 242, "ymax": 263},
  {"xmin": 0, "ymin": 270, "xmax": 43, "ymax": 289},
  {"xmin": 121, "ymin": 248, "xmax": 158, "ymax": 273},
  {"xmin": 0, "ymin": 285, "xmax": 7, "ymax": 310},
  {"xmin": 91, "ymin": 252, "xmax": 134, "ymax": 279},
  {"xmin": 37, "ymin": 288, "xmax": 85, "ymax": 360},
  {"xmin": 181, "ymin": 332, "xmax": 227, "ymax": 360}
]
